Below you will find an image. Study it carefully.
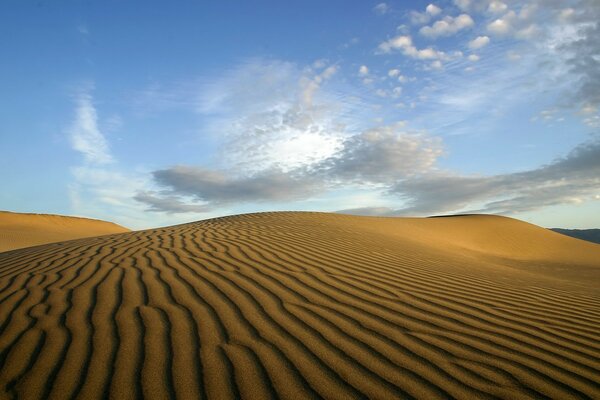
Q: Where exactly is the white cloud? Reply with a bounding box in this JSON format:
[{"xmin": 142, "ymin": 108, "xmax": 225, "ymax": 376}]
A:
[
  {"xmin": 420, "ymin": 14, "xmax": 475, "ymax": 38},
  {"xmin": 388, "ymin": 68, "xmax": 400, "ymax": 77},
  {"xmin": 358, "ymin": 65, "xmax": 369, "ymax": 76},
  {"xmin": 430, "ymin": 60, "xmax": 443, "ymax": 70},
  {"xmin": 69, "ymin": 90, "xmax": 113, "ymax": 164},
  {"xmin": 378, "ymin": 35, "xmax": 412, "ymax": 53},
  {"xmin": 377, "ymin": 35, "xmax": 447, "ymax": 60},
  {"xmin": 410, "ymin": 3, "xmax": 441, "ymax": 25},
  {"xmin": 453, "ymin": 0, "xmax": 471, "ymax": 11},
  {"xmin": 197, "ymin": 59, "xmax": 354, "ymax": 173},
  {"xmin": 506, "ymin": 50, "xmax": 521, "ymax": 61},
  {"xmin": 515, "ymin": 24, "xmax": 538, "ymax": 39},
  {"xmin": 312, "ymin": 59, "xmax": 327, "ymax": 69},
  {"xmin": 373, "ymin": 3, "xmax": 389, "ymax": 15},
  {"xmin": 468, "ymin": 54, "xmax": 480, "ymax": 61},
  {"xmin": 301, "ymin": 65, "xmax": 338, "ymax": 107},
  {"xmin": 518, "ymin": 3, "xmax": 537, "ymax": 20},
  {"xmin": 487, "ymin": 11, "xmax": 516, "ymax": 35},
  {"xmin": 468, "ymin": 35, "xmax": 490, "ymax": 49},
  {"xmin": 487, "ymin": 18, "xmax": 510, "ymax": 35},
  {"xmin": 410, "ymin": 11, "xmax": 431, "ymax": 25},
  {"xmin": 488, "ymin": 1, "xmax": 507, "ymax": 14},
  {"xmin": 426, "ymin": 4, "xmax": 442, "ymax": 16}
]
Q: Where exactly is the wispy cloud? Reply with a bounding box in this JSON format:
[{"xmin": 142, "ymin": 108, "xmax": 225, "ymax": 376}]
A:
[
  {"xmin": 391, "ymin": 138, "xmax": 600, "ymax": 215},
  {"xmin": 373, "ymin": 3, "xmax": 389, "ymax": 16},
  {"xmin": 69, "ymin": 89, "xmax": 113, "ymax": 164},
  {"xmin": 67, "ymin": 87, "xmax": 211, "ymax": 227}
]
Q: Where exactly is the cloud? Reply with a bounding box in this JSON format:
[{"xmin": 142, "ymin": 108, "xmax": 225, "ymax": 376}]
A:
[
  {"xmin": 144, "ymin": 122, "xmax": 443, "ymax": 209},
  {"xmin": 151, "ymin": 166, "xmax": 322, "ymax": 204},
  {"xmin": 77, "ymin": 24, "xmax": 89, "ymax": 35},
  {"xmin": 358, "ymin": 65, "xmax": 369, "ymax": 76},
  {"xmin": 373, "ymin": 3, "xmax": 389, "ymax": 15},
  {"xmin": 487, "ymin": 1, "xmax": 507, "ymax": 14},
  {"xmin": 410, "ymin": 11, "xmax": 431, "ymax": 26},
  {"xmin": 66, "ymin": 88, "xmax": 206, "ymax": 228},
  {"xmin": 315, "ymin": 124, "xmax": 442, "ymax": 184},
  {"xmin": 391, "ymin": 139, "xmax": 600, "ymax": 215},
  {"xmin": 301, "ymin": 64, "xmax": 338, "ymax": 107},
  {"xmin": 453, "ymin": 0, "xmax": 471, "ymax": 11},
  {"xmin": 68, "ymin": 90, "xmax": 113, "ymax": 164},
  {"xmin": 426, "ymin": 4, "xmax": 442, "ymax": 16},
  {"xmin": 487, "ymin": 11, "xmax": 516, "ymax": 35},
  {"xmin": 468, "ymin": 35, "xmax": 490, "ymax": 49},
  {"xmin": 133, "ymin": 191, "xmax": 211, "ymax": 214},
  {"xmin": 335, "ymin": 206, "xmax": 397, "ymax": 216},
  {"xmin": 410, "ymin": 3, "xmax": 442, "ymax": 25},
  {"xmin": 429, "ymin": 60, "xmax": 443, "ymax": 70},
  {"xmin": 197, "ymin": 59, "xmax": 348, "ymax": 173},
  {"xmin": 558, "ymin": 4, "xmax": 600, "ymax": 108},
  {"xmin": 377, "ymin": 35, "xmax": 448, "ymax": 61},
  {"xmin": 420, "ymin": 14, "xmax": 475, "ymax": 38}
]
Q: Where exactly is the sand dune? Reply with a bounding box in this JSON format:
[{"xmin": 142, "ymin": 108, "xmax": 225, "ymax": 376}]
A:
[
  {"xmin": 0, "ymin": 212, "xmax": 598, "ymax": 399},
  {"xmin": 0, "ymin": 211, "xmax": 129, "ymax": 252}
]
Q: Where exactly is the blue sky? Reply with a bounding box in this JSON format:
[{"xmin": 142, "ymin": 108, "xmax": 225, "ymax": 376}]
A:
[{"xmin": 1, "ymin": 0, "xmax": 599, "ymax": 229}]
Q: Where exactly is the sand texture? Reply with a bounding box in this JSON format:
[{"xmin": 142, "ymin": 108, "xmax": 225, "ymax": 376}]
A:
[
  {"xmin": 0, "ymin": 211, "xmax": 129, "ymax": 253},
  {"xmin": 0, "ymin": 212, "xmax": 599, "ymax": 399}
]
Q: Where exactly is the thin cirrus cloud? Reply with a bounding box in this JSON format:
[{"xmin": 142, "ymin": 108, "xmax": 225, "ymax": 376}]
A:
[
  {"xmin": 69, "ymin": 90, "xmax": 114, "ymax": 165},
  {"xmin": 373, "ymin": 3, "xmax": 388, "ymax": 15}
]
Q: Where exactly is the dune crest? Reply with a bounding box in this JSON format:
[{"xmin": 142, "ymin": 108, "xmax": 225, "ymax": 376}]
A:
[
  {"xmin": 0, "ymin": 212, "xmax": 598, "ymax": 399},
  {"xmin": 0, "ymin": 211, "xmax": 129, "ymax": 252}
]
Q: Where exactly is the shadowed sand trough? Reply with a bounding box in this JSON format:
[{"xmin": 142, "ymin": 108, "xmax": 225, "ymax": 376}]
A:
[{"xmin": 0, "ymin": 212, "xmax": 599, "ymax": 399}]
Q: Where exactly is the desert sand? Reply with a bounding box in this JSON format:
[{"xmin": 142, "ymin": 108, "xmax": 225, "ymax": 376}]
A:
[
  {"xmin": 0, "ymin": 211, "xmax": 129, "ymax": 252},
  {"xmin": 0, "ymin": 212, "xmax": 598, "ymax": 399}
]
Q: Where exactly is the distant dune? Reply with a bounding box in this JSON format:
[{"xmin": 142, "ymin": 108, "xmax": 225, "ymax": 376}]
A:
[
  {"xmin": 0, "ymin": 212, "xmax": 598, "ymax": 399},
  {"xmin": 552, "ymin": 228, "xmax": 600, "ymax": 245},
  {"xmin": 0, "ymin": 211, "xmax": 129, "ymax": 252}
]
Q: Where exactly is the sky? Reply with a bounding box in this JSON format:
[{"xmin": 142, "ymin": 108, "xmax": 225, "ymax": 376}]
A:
[{"xmin": 1, "ymin": 0, "xmax": 599, "ymax": 229}]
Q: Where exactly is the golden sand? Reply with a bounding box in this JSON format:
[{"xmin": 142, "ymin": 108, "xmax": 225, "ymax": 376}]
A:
[
  {"xmin": 0, "ymin": 212, "xmax": 598, "ymax": 399},
  {"xmin": 0, "ymin": 211, "xmax": 129, "ymax": 252}
]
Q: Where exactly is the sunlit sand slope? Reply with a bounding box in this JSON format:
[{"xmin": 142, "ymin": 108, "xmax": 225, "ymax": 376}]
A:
[
  {"xmin": 0, "ymin": 212, "xmax": 598, "ymax": 399},
  {"xmin": 0, "ymin": 211, "xmax": 129, "ymax": 252}
]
